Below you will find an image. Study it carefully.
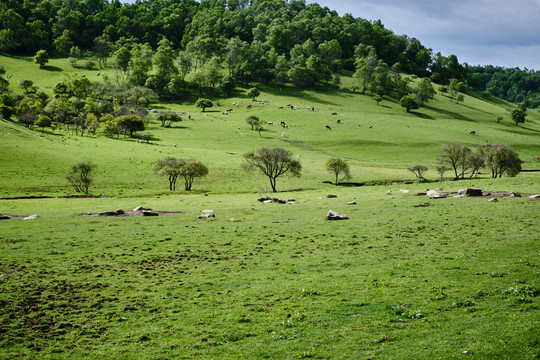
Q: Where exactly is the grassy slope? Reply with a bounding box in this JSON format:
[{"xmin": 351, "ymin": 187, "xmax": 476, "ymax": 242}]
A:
[{"xmin": 0, "ymin": 55, "xmax": 539, "ymax": 359}]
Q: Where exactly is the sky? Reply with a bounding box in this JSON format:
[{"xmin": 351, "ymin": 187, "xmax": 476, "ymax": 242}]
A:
[{"xmin": 307, "ymin": 0, "xmax": 540, "ymax": 70}]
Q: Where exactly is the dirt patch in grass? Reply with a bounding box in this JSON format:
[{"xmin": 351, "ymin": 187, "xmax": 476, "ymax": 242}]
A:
[{"xmin": 79, "ymin": 210, "xmax": 182, "ymax": 217}]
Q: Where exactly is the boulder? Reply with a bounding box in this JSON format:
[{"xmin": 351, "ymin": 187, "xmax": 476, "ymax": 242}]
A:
[
  {"xmin": 427, "ymin": 190, "xmax": 446, "ymax": 199},
  {"xmin": 0, "ymin": 214, "xmax": 11, "ymax": 220},
  {"xmin": 327, "ymin": 194, "xmax": 337, "ymax": 198},
  {"xmin": 142, "ymin": 211, "xmax": 159, "ymax": 216},
  {"xmin": 327, "ymin": 210, "xmax": 348, "ymax": 220},
  {"xmin": 198, "ymin": 212, "xmax": 215, "ymax": 219},
  {"xmin": 348, "ymin": 201, "xmax": 356, "ymax": 205},
  {"xmin": 529, "ymin": 194, "xmax": 540, "ymax": 199},
  {"xmin": 115, "ymin": 209, "xmax": 125, "ymax": 215},
  {"xmin": 508, "ymin": 192, "xmax": 521, "ymax": 198},
  {"xmin": 488, "ymin": 198, "xmax": 498, "ymax": 202},
  {"xmin": 458, "ymin": 188, "xmax": 483, "ymax": 197},
  {"xmin": 133, "ymin": 206, "xmax": 151, "ymax": 211},
  {"xmin": 399, "ymin": 189, "xmax": 410, "ymax": 193},
  {"xmin": 263, "ymin": 199, "xmax": 273, "ymax": 204},
  {"xmin": 23, "ymin": 214, "xmax": 39, "ymax": 220},
  {"xmin": 286, "ymin": 201, "xmax": 296, "ymax": 205}
]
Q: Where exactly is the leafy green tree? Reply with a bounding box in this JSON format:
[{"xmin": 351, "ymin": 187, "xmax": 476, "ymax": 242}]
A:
[
  {"xmin": 274, "ymin": 55, "xmax": 289, "ymax": 93},
  {"xmin": 243, "ymin": 147, "xmax": 302, "ymax": 192},
  {"xmin": 186, "ymin": 69, "xmax": 209, "ymax": 96},
  {"xmin": 34, "ymin": 50, "xmax": 49, "ymax": 68},
  {"xmin": 246, "ymin": 115, "xmax": 261, "ymax": 130},
  {"xmin": 247, "ymin": 87, "xmax": 260, "ymax": 99},
  {"xmin": 456, "ymin": 94, "xmax": 465, "ymax": 104},
  {"xmin": 115, "ymin": 115, "xmax": 145, "ymax": 137},
  {"xmin": 414, "ymin": 78, "xmax": 436, "ymax": 105},
  {"xmin": 195, "ymin": 98, "xmax": 213, "ymax": 112},
  {"xmin": 18, "ymin": 79, "xmax": 36, "ymax": 93},
  {"xmin": 219, "ymin": 75, "xmax": 236, "ymax": 97},
  {"xmin": 66, "ymin": 161, "xmax": 95, "ymax": 194},
  {"xmin": 158, "ymin": 113, "xmax": 182, "ymax": 127},
  {"xmin": 373, "ymin": 94, "xmax": 383, "ymax": 105},
  {"xmin": 155, "ymin": 158, "xmax": 208, "ymax": 191},
  {"xmin": 0, "ymin": 65, "xmax": 10, "ymax": 90},
  {"xmin": 114, "ymin": 46, "xmax": 131, "ymax": 72},
  {"xmin": 408, "ymin": 164, "xmax": 428, "ymax": 181},
  {"xmin": 318, "ymin": 39, "xmax": 342, "ymax": 70},
  {"xmin": 325, "ymin": 157, "xmax": 351, "ymax": 185},
  {"xmin": 53, "ymin": 30, "xmax": 73, "ymax": 55},
  {"xmin": 511, "ymin": 108, "xmax": 526, "ymax": 126},
  {"xmin": 438, "ymin": 143, "xmax": 472, "ymax": 179},
  {"xmin": 127, "ymin": 43, "xmax": 154, "ymax": 86},
  {"xmin": 478, "ymin": 144, "xmax": 522, "ymax": 178},
  {"xmin": 179, "ymin": 159, "xmax": 209, "ymax": 190},
  {"xmin": 35, "ymin": 115, "xmax": 52, "ymax": 131},
  {"xmin": 400, "ymin": 95, "xmax": 419, "ymax": 113},
  {"xmin": 448, "ymin": 78, "xmax": 459, "ymax": 101},
  {"xmin": 94, "ymin": 36, "xmax": 111, "ymax": 69},
  {"xmin": 155, "ymin": 157, "xmax": 182, "ymax": 191}
]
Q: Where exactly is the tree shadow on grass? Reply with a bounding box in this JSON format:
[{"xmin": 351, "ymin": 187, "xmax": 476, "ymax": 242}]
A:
[
  {"xmin": 41, "ymin": 65, "xmax": 62, "ymax": 72},
  {"xmin": 423, "ymin": 104, "xmax": 475, "ymax": 122},
  {"xmin": 410, "ymin": 111, "xmax": 435, "ymax": 119}
]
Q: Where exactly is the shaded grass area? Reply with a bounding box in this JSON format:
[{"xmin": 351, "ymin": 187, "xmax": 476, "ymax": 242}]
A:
[{"xmin": 0, "ymin": 189, "xmax": 539, "ymax": 359}]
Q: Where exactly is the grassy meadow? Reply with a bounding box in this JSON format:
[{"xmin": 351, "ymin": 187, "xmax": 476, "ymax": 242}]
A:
[{"xmin": 1, "ymin": 55, "xmax": 539, "ymax": 359}]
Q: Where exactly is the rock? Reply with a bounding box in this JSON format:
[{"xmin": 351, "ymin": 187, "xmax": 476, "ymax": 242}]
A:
[
  {"xmin": 508, "ymin": 192, "xmax": 521, "ymax": 197},
  {"xmin": 198, "ymin": 212, "xmax": 215, "ymax": 218},
  {"xmin": 115, "ymin": 209, "xmax": 125, "ymax": 215},
  {"xmin": 327, "ymin": 194, "xmax": 337, "ymax": 198},
  {"xmin": 488, "ymin": 198, "xmax": 498, "ymax": 202},
  {"xmin": 327, "ymin": 210, "xmax": 348, "ymax": 220},
  {"xmin": 427, "ymin": 190, "xmax": 446, "ymax": 199},
  {"xmin": 142, "ymin": 211, "xmax": 159, "ymax": 216},
  {"xmin": 263, "ymin": 199, "xmax": 273, "ymax": 204},
  {"xmin": 399, "ymin": 189, "xmax": 410, "ymax": 193},
  {"xmin": 529, "ymin": 194, "xmax": 540, "ymax": 198},
  {"xmin": 99, "ymin": 211, "xmax": 120, "ymax": 216},
  {"xmin": 348, "ymin": 201, "xmax": 356, "ymax": 205},
  {"xmin": 458, "ymin": 188, "xmax": 483, "ymax": 197},
  {"xmin": 286, "ymin": 201, "xmax": 296, "ymax": 205},
  {"xmin": 0, "ymin": 214, "xmax": 11, "ymax": 220},
  {"xmin": 23, "ymin": 214, "xmax": 38, "ymax": 220},
  {"xmin": 228, "ymin": 218, "xmax": 241, "ymax": 222},
  {"xmin": 133, "ymin": 206, "xmax": 151, "ymax": 211}
]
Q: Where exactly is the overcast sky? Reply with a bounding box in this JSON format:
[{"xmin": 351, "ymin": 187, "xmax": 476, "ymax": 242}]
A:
[{"xmin": 307, "ymin": 0, "xmax": 540, "ymax": 70}]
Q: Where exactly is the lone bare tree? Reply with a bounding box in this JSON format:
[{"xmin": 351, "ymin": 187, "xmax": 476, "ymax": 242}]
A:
[
  {"xmin": 66, "ymin": 161, "xmax": 95, "ymax": 194},
  {"xmin": 243, "ymin": 147, "xmax": 301, "ymax": 192}
]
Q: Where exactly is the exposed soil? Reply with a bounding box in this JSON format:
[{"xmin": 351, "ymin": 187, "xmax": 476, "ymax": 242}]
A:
[{"xmin": 79, "ymin": 210, "xmax": 182, "ymax": 217}]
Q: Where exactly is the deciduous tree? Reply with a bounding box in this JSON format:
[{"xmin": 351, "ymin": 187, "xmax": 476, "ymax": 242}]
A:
[
  {"xmin": 243, "ymin": 147, "xmax": 301, "ymax": 192},
  {"xmin": 66, "ymin": 161, "xmax": 95, "ymax": 194},
  {"xmin": 325, "ymin": 157, "xmax": 351, "ymax": 185}
]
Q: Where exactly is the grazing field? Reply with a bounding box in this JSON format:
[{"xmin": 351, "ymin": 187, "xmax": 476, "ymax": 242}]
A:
[{"xmin": 1, "ymin": 55, "xmax": 539, "ymax": 359}]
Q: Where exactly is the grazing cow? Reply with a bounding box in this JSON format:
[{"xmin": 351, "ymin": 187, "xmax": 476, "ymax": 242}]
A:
[
  {"xmin": 278, "ymin": 106, "xmax": 283, "ymax": 109},
  {"xmin": 226, "ymin": 109, "xmax": 233, "ymax": 112},
  {"xmin": 268, "ymin": 121, "xmax": 273, "ymax": 125},
  {"xmin": 307, "ymin": 107, "xmax": 311, "ymax": 110},
  {"xmin": 283, "ymin": 124, "xmax": 288, "ymax": 128},
  {"xmin": 325, "ymin": 125, "xmax": 332, "ymax": 130},
  {"xmin": 470, "ymin": 131, "xmax": 477, "ymax": 135},
  {"xmin": 368, "ymin": 125, "xmax": 372, "ymax": 128},
  {"xmin": 357, "ymin": 124, "xmax": 361, "ymax": 127},
  {"xmin": 247, "ymin": 104, "xmax": 252, "ymax": 109},
  {"xmin": 286, "ymin": 104, "xmax": 291, "ymax": 106},
  {"xmin": 222, "ymin": 112, "xmax": 228, "ymax": 115},
  {"xmin": 337, "ymin": 119, "xmax": 341, "ymax": 124},
  {"xmin": 331, "ymin": 112, "xmax": 337, "ymax": 115},
  {"xmin": 280, "ymin": 121, "xmax": 287, "ymax": 128},
  {"xmin": 281, "ymin": 132, "xmax": 285, "ymax": 138}
]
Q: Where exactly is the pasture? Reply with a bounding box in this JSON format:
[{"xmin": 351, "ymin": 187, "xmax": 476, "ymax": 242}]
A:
[{"xmin": 0, "ymin": 55, "xmax": 539, "ymax": 359}]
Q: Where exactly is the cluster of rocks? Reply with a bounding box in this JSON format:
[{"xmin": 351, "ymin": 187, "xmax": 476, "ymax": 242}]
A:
[{"xmin": 257, "ymin": 197, "xmax": 296, "ymax": 205}]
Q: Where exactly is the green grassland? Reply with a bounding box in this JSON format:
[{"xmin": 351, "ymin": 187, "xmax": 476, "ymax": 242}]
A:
[{"xmin": 1, "ymin": 56, "xmax": 539, "ymax": 359}]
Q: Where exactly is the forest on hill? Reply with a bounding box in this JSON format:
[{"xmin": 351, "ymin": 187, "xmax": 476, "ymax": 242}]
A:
[{"xmin": 0, "ymin": 0, "xmax": 539, "ymax": 106}]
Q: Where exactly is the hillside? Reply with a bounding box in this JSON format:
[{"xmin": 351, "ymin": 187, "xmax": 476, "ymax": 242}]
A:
[{"xmin": 1, "ymin": 55, "xmax": 539, "ymax": 198}]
